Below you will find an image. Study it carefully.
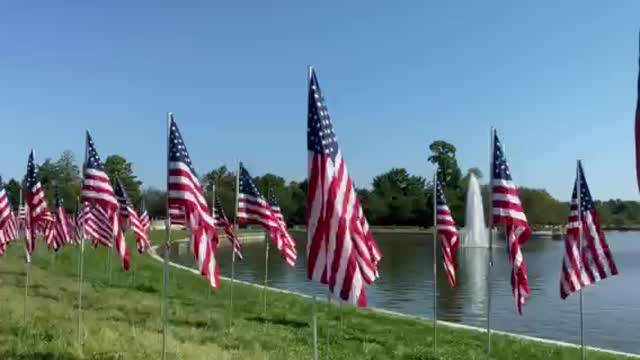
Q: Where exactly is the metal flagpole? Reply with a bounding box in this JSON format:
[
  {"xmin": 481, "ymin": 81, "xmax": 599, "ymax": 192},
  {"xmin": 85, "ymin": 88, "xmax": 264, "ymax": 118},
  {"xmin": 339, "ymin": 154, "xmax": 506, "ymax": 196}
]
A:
[
  {"xmin": 162, "ymin": 112, "xmax": 173, "ymax": 360},
  {"xmin": 263, "ymin": 230, "xmax": 270, "ymax": 315},
  {"xmin": 107, "ymin": 177, "xmax": 117, "ymax": 286},
  {"xmin": 107, "ymin": 237, "xmax": 113, "ymax": 285},
  {"xmin": 576, "ymin": 160, "xmax": 585, "ymax": 360},
  {"xmin": 308, "ymin": 64, "xmax": 319, "ymax": 360},
  {"xmin": 313, "ymin": 294, "xmax": 319, "ymax": 360},
  {"xmin": 230, "ymin": 162, "xmax": 240, "ymax": 330},
  {"xmin": 432, "ymin": 164, "xmax": 438, "ymax": 354},
  {"xmin": 208, "ymin": 184, "xmax": 216, "ymax": 298},
  {"xmin": 77, "ymin": 197, "xmax": 86, "ymax": 347},
  {"xmin": 20, "ymin": 186, "xmax": 31, "ymax": 326},
  {"xmin": 486, "ymin": 127, "xmax": 495, "ymax": 355},
  {"xmin": 78, "ymin": 133, "xmax": 90, "ymax": 347}
]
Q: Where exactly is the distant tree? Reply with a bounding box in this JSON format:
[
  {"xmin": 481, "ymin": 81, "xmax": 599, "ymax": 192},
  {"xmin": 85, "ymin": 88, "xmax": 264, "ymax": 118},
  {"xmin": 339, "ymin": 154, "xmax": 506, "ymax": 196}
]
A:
[
  {"xmin": 105, "ymin": 155, "xmax": 141, "ymax": 205},
  {"xmin": 288, "ymin": 180, "xmax": 307, "ymax": 225},
  {"xmin": 15, "ymin": 151, "xmax": 83, "ymax": 213},
  {"xmin": 202, "ymin": 165, "xmax": 236, "ymax": 218},
  {"xmin": 5, "ymin": 178, "xmax": 22, "ymax": 209},
  {"xmin": 371, "ymin": 168, "xmax": 428, "ymax": 226},
  {"xmin": 428, "ymin": 140, "xmax": 462, "ymax": 189},
  {"xmin": 143, "ymin": 188, "xmax": 166, "ymax": 219}
]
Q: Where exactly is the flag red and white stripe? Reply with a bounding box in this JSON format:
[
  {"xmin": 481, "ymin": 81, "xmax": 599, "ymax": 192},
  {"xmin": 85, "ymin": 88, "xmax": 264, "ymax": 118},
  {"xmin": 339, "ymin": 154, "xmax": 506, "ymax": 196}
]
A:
[
  {"xmin": 306, "ymin": 68, "xmax": 382, "ymax": 307},
  {"xmin": 25, "ymin": 150, "xmax": 50, "ymax": 255},
  {"xmin": 45, "ymin": 188, "xmax": 73, "ymax": 250},
  {"xmin": 236, "ymin": 164, "xmax": 295, "ymax": 266},
  {"xmin": 139, "ymin": 199, "xmax": 151, "ymax": 233},
  {"xmin": 435, "ymin": 178, "xmax": 460, "ymax": 287},
  {"xmin": 268, "ymin": 189, "xmax": 297, "ymax": 267},
  {"xmin": 560, "ymin": 161, "xmax": 619, "ymax": 299},
  {"xmin": 115, "ymin": 179, "xmax": 150, "ymax": 254},
  {"xmin": 213, "ymin": 195, "xmax": 243, "ymax": 260},
  {"xmin": 81, "ymin": 132, "xmax": 130, "ymax": 270},
  {"xmin": 0, "ymin": 182, "xmax": 18, "ymax": 254},
  {"xmin": 491, "ymin": 130, "xmax": 531, "ymax": 314},
  {"xmin": 167, "ymin": 115, "xmax": 220, "ymax": 288},
  {"xmin": 0, "ymin": 211, "xmax": 17, "ymax": 255}
]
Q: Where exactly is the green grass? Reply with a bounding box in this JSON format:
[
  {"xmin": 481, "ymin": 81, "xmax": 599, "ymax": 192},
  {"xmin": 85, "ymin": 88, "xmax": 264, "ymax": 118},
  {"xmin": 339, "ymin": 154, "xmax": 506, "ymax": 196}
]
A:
[{"xmin": 0, "ymin": 231, "xmax": 632, "ymax": 359}]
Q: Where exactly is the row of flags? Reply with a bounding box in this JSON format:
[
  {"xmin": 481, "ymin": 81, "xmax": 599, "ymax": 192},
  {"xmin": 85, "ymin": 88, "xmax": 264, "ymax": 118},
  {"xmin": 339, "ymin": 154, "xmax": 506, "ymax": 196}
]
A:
[
  {"xmin": 164, "ymin": 67, "xmax": 383, "ymax": 307},
  {"xmin": 0, "ymin": 65, "xmax": 622, "ymax": 315},
  {"xmin": 166, "ymin": 115, "xmax": 300, "ymax": 289},
  {"xmin": 436, "ymin": 131, "xmax": 619, "ymax": 314},
  {"xmin": 0, "ymin": 142, "xmax": 153, "ymax": 265}
]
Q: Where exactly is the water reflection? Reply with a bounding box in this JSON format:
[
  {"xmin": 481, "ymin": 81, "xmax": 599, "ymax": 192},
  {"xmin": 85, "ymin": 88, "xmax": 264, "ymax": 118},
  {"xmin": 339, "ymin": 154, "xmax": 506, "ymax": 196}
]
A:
[{"xmin": 168, "ymin": 231, "xmax": 640, "ymax": 354}]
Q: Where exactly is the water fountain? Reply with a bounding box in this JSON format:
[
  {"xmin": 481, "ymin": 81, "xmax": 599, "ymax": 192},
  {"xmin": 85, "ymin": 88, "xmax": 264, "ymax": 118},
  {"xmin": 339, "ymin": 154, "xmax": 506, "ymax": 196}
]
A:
[{"xmin": 460, "ymin": 173, "xmax": 489, "ymax": 247}]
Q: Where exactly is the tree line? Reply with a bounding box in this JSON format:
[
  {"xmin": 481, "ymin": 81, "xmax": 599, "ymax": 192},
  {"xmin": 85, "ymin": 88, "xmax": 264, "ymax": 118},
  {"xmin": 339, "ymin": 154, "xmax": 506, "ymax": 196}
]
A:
[{"xmin": 2, "ymin": 141, "xmax": 638, "ymax": 228}]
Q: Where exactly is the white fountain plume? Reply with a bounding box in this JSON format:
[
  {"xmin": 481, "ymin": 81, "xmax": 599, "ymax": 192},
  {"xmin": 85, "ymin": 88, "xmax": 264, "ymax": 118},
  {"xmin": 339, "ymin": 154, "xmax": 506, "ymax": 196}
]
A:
[{"xmin": 461, "ymin": 173, "xmax": 489, "ymax": 247}]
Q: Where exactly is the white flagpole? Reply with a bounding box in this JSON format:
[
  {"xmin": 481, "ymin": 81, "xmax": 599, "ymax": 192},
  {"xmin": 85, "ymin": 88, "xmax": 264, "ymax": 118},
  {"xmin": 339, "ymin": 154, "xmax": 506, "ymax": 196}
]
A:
[
  {"xmin": 230, "ymin": 162, "xmax": 240, "ymax": 330},
  {"xmin": 308, "ymin": 64, "xmax": 319, "ymax": 360},
  {"xmin": 263, "ymin": 222, "xmax": 270, "ymax": 316},
  {"xmin": 107, "ymin": 236, "xmax": 113, "ymax": 285},
  {"xmin": 162, "ymin": 112, "xmax": 173, "ymax": 360},
  {"xmin": 486, "ymin": 127, "xmax": 495, "ymax": 355},
  {"xmin": 576, "ymin": 160, "xmax": 585, "ymax": 360},
  {"xmin": 78, "ymin": 132, "xmax": 90, "ymax": 347},
  {"xmin": 77, "ymin": 197, "xmax": 86, "ymax": 347},
  {"xmin": 20, "ymin": 186, "xmax": 30, "ymax": 326},
  {"xmin": 432, "ymin": 164, "xmax": 438, "ymax": 354}
]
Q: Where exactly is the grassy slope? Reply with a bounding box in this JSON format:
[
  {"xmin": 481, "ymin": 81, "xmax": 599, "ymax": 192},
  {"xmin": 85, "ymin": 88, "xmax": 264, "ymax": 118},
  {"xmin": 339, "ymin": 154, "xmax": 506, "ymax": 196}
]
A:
[{"xmin": 0, "ymin": 231, "xmax": 630, "ymax": 360}]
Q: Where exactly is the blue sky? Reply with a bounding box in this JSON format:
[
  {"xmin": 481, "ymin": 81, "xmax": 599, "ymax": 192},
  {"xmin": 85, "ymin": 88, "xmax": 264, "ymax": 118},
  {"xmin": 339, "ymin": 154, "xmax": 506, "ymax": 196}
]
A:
[{"xmin": 0, "ymin": 1, "xmax": 638, "ymax": 200}]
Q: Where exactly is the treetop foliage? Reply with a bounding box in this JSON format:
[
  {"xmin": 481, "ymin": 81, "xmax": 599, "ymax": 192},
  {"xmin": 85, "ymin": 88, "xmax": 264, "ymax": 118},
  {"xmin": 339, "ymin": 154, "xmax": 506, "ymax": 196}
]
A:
[{"xmin": 2, "ymin": 142, "xmax": 637, "ymax": 228}]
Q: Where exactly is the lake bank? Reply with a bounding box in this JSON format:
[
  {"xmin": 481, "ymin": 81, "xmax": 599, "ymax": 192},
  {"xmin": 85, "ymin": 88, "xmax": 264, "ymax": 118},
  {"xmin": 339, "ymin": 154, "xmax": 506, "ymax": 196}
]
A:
[
  {"xmin": 188, "ymin": 231, "xmax": 640, "ymax": 355},
  {"xmin": 159, "ymin": 239, "xmax": 638, "ymax": 359},
  {"xmin": 0, "ymin": 230, "xmax": 634, "ymax": 359}
]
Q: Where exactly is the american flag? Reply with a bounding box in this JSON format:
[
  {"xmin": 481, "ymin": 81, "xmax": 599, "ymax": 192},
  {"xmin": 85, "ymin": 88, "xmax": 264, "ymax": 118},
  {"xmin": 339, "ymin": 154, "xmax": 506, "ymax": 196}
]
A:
[
  {"xmin": 115, "ymin": 178, "xmax": 150, "ymax": 254},
  {"xmin": 45, "ymin": 186, "xmax": 72, "ymax": 250},
  {"xmin": 139, "ymin": 198, "xmax": 151, "ymax": 234},
  {"xmin": 0, "ymin": 179, "xmax": 18, "ymax": 253},
  {"xmin": 213, "ymin": 195, "xmax": 243, "ymax": 260},
  {"xmin": 306, "ymin": 67, "xmax": 382, "ymax": 307},
  {"xmin": 17, "ymin": 205, "xmax": 27, "ymax": 237},
  {"xmin": 0, "ymin": 211, "xmax": 17, "ymax": 256},
  {"xmin": 81, "ymin": 131, "xmax": 130, "ymax": 270},
  {"xmin": 167, "ymin": 115, "xmax": 220, "ymax": 288},
  {"xmin": 169, "ymin": 206, "xmax": 186, "ymax": 226},
  {"xmin": 25, "ymin": 150, "xmax": 50, "ymax": 255},
  {"xmin": 73, "ymin": 203, "xmax": 91, "ymax": 245},
  {"xmin": 491, "ymin": 130, "xmax": 531, "ymax": 314},
  {"xmin": 268, "ymin": 188, "xmax": 297, "ymax": 267},
  {"xmin": 435, "ymin": 177, "xmax": 460, "ymax": 287},
  {"xmin": 237, "ymin": 163, "xmax": 295, "ymax": 266},
  {"xmin": 560, "ymin": 161, "xmax": 619, "ymax": 299}
]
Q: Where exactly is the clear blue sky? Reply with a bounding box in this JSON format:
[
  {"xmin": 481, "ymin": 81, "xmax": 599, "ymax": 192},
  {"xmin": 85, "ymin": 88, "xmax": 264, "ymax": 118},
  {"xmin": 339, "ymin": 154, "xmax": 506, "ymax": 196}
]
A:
[{"xmin": 1, "ymin": 1, "xmax": 638, "ymax": 200}]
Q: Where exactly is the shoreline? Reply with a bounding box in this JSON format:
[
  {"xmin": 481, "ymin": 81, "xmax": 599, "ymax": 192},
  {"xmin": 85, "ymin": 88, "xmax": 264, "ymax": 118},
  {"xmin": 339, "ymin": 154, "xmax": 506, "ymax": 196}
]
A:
[{"xmin": 152, "ymin": 240, "xmax": 640, "ymax": 359}]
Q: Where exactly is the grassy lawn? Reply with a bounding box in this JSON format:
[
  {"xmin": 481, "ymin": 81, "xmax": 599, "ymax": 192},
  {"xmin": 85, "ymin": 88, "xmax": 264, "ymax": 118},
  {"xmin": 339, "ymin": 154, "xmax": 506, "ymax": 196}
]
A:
[{"xmin": 0, "ymin": 230, "xmax": 631, "ymax": 359}]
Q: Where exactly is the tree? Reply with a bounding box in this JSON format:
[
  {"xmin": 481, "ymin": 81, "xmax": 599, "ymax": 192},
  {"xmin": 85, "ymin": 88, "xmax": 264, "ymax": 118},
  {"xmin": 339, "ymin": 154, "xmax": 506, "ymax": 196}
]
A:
[
  {"xmin": 519, "ymin": 188, "xmax": 566, "ymax": 226},
  {"xmin": 36, "ymin": 151, "xmax": 83, "ymax": 212},
  {"xmin": 105, "ymin": 155, "xmax": 141, "ymax": 205},
  {"xmin": 143, "ymin": 188, "xmax": 166, "ymax": 219},
  {"xmin": 202, "ymin": 165, "xmax": 236, "ymax": 218},
  {"xmin": 371, "ymin": 168, "xmax": 428, "ymax": 225},
  {"xmin": 428, "ymin": 140, "xmax": 462, "ymax": 189},
  {"xmin": 288, "ymin": 180, "xmax": 307, "ymax": 225},
  {"xmin": 258, "ymin": 173, "xmax": 293, "ymax": 223},
  {"xmin": 5, "ymin": 178, "xmax": 22, "ymax": 209}
]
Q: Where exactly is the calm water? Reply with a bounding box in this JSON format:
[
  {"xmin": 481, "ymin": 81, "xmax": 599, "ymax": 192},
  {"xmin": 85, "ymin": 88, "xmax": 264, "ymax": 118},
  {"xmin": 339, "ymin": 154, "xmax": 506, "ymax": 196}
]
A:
[{"xmin": 170, "ymin": 231, "xmax": 640, "ymax": 354}]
